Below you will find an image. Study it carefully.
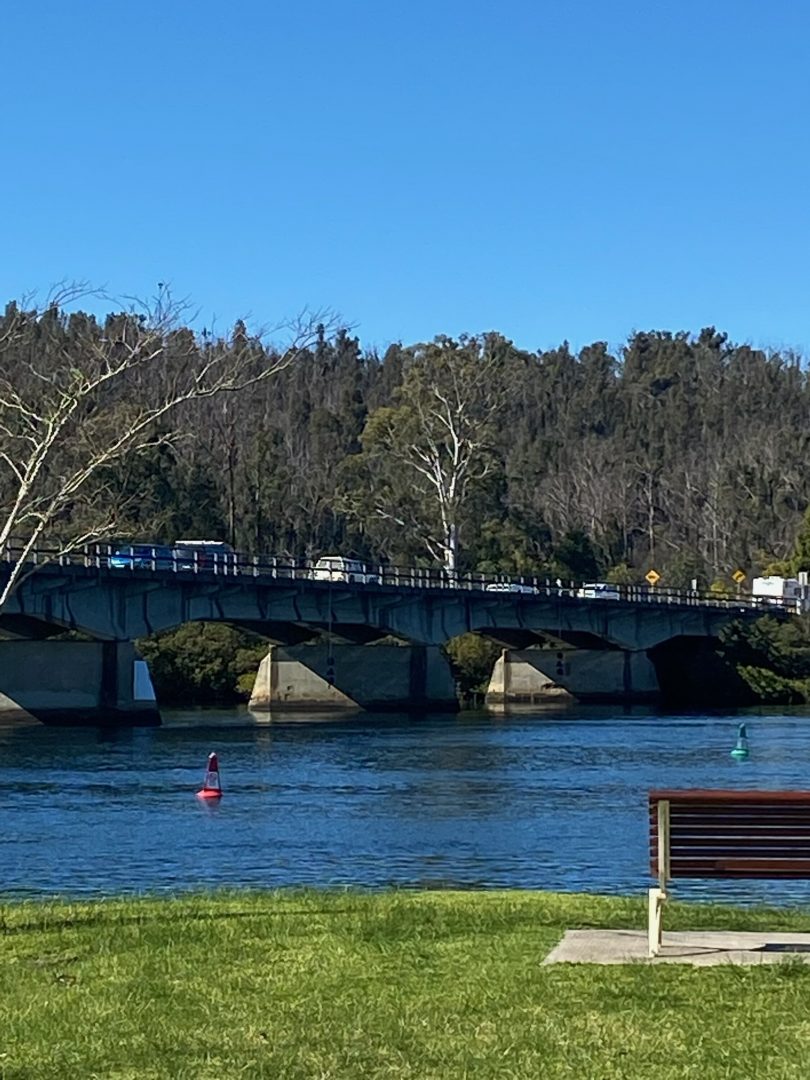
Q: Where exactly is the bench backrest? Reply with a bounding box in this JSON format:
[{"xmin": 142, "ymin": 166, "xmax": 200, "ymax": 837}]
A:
[{"xmin": 650, "ymin": 789, "xmax": 810, "ymax": 881}]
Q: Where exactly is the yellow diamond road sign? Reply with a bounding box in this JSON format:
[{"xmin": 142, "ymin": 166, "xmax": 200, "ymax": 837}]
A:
[
  {"xmin": 732, "ymin": 569, "xmax": 746, "ymax": 584},
  {"xmin": 645, "ymin": 569, "xmax": 661, "ymax": 586}
]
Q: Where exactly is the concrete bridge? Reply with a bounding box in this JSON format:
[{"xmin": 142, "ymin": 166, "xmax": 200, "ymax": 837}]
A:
[
  {"xmin": 0, "ymin": 554, "xmax": 783, "ymax": 723},
  {"xmin": 0, "ymin": 560, "xmax": 764, "ymax": 648}
]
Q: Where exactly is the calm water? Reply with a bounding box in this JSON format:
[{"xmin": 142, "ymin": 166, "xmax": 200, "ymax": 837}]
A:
[{"xmin": 4, "ymin": 705, "xmax": 810, "ymax": 905}]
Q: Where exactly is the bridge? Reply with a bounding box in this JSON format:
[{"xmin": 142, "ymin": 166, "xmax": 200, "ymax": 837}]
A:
[{"xmin": 0, "ymin": 548, "xmax": 789, "ymax": 723}]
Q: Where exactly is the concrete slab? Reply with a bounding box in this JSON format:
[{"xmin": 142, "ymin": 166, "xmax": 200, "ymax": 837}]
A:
[{"xmin": 544, "ymin": 929, "xmax": 810, "ymax": 966}]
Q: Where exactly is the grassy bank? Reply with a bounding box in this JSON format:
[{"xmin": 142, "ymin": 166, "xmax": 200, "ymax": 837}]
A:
[{"xmin": 4, "ymin": 889, "xmax": 810, "ymax": 1078}]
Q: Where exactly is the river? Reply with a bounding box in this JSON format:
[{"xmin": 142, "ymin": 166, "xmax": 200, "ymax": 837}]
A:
[{"xmin": 3, "ymin": 705, "xmax": 810, "ymax": 905}]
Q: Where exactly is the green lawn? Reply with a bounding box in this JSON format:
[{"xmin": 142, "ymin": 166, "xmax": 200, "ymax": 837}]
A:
[{"xmin": 3, "ymin": 889, "xmax": 810, "ymax": 1078}]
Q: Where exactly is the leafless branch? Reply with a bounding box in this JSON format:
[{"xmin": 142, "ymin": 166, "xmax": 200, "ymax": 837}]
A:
[{"xmin": 0, "ymin": 287, "xmax": 332, "ymax": 610}]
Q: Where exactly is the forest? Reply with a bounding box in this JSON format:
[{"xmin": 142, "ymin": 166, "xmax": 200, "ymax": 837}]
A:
[
  {"xmin": 101, "ymin": 323, "xmax": 810, "ymax": 589},
  {"xmin": 3, "ymin": 299, "xmax": 810, "ymax": 704}
]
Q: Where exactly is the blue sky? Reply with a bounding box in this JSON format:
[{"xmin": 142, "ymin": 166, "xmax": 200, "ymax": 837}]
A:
[{"xmin": 2, "ymin": 1, "xmax": 808, "ymax": 354}]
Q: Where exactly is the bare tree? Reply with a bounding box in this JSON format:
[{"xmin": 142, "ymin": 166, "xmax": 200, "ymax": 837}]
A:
[{"xmin": 0, "ymin": 285, "xmax": 329, "ymax": 610}]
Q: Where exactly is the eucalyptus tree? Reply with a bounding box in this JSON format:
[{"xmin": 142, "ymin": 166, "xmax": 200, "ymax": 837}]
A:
[{"xmin": 343, "ymin": 334, "xmax": 515, "ymax": 572}]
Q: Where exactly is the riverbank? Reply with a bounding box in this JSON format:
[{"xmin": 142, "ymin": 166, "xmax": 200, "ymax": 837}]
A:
[{"xmin": 4, "ymin": 889, "xmax": 810, "ymax": 1078}]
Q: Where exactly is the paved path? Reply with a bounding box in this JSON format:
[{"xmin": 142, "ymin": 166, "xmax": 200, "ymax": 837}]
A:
[{"xmin": 544, "ymin": 929, "xmax": 810, "ymax": 966}]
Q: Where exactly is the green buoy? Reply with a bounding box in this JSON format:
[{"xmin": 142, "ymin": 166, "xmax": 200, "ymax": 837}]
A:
[{"xmin": 730, "ymin": 722, "xmax": 749, "ymax": 760}]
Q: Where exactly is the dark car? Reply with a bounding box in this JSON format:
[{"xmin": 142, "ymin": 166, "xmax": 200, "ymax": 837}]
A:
[{"xmin": 108, "ymin": 544, "xmax": 175, "ymax": 570}]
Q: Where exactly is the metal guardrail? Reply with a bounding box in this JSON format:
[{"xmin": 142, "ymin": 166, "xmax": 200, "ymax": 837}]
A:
[{"xmin": 0, "ymin": 543, "xmax": 799, "ymax": 614}]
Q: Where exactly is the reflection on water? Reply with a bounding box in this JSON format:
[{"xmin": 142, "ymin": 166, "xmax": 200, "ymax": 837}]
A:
[{"xmin": 4, "ymin": 705, "xmax": 810, "ymax": 904}]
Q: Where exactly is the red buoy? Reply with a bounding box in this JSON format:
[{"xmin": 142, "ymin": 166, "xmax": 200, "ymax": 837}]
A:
[{"xmin": 197, "ymin": 752, "xmax": 223, "ymax": 799}]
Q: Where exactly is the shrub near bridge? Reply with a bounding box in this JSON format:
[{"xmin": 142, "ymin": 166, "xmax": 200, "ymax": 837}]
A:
[{"xmin": 137, "ymin": 623, "xmax": 267, "ymax": 705}]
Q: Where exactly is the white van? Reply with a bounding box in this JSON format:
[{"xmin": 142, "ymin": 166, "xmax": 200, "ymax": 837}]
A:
[
  {"xmin": 484, "ymin": 582, "xmax": 539, "ymax": 594},
  {"xmin": 576, "ymin": 582, "xmax": 621, "ymax": 600},
  {"xmin": 312, "ymin": 556, "xmax": 379, "ymax": 585}
]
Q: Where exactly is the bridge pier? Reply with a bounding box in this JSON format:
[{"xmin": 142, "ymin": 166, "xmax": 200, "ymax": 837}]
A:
[
  {"xmin": 0, "ymin": 640, "xmax": 160, "ymax": 726},
  {"xmin": 486, "ymin": 647, "xmax": 660, "ymax": 706},
  {"xmin": 248, "ymin": 644, "xmax": 459, "ymax": 713}
]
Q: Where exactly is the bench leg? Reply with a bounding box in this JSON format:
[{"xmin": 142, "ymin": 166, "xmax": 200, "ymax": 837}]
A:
[{"xmin": 648, "ymin": 888, "xmax": 666, "ymax": 957}]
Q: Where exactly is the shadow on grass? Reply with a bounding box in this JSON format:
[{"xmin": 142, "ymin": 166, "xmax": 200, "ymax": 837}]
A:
[
  {"xmin": 5, "ymin": 889, "xmax": 810, "ymax": 945},
  {"xmin": 0, "ymin": 904, "xmax": 366, "ymax": 935}
]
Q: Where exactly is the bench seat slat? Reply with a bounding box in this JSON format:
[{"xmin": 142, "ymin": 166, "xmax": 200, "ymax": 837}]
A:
[
  {"xmin": 656, "ymin": 846, "xmax": 810, "ymax": 855},
  {"xmin": 652, "ymin": 824, "xmax": 810, "ymax": 837},
  {"xmin": 651, "ymin": 811, "xmax": 810, "ymax": 823},
  {"xmin": 653, "ymin": 818, "xmax": 810, "ymax": 832},
  {"xmin": 650, "ymin": 790, "xmax": 810, "ymax": 804},
  {"xmin": 678, "ymin": 859, "xmax": 810, "ymax": 871},
  {"xmin": 653, "ymin": 858, "xmax": 810, "ymax": 876},
  {"xmin": 650, "ymin": 800, "xmax": 810, "ymax": 807},
  {"xmin": 657, "ymin": 849, "xmax": 810, "ymax": 861},
  {"xmin": 656, "ymin": 838, "xmax": 810, "ymax": 846},
  {"xmin": 653, "ymin": 810, "xmax": 810, "ymax": 820},
  {"xmin": 668, "ymin": 867, "xmax": 810, "ymax": 879},
  {"xmin": 656, "ymin": 854, "xmax": 810, "ymax": 867}
]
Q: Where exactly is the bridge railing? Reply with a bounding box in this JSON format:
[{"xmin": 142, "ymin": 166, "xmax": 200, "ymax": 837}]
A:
[{"xmin": 0, "ymin": 542, "xmax": 800, "ymax": 614}]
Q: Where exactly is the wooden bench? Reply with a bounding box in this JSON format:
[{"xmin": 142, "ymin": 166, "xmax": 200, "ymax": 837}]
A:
[{"xmin": 648, "ymin": 789, "xmax": 810, "ymax": 956}]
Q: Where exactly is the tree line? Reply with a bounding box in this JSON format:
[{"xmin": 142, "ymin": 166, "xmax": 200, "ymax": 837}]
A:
[
  {"xmin": 105, "ymin": 325, "xmax": 810, "ymax": 589},
  {"xmin": 3, "ymin": 296, "xmax": 810, "ymax": 591}
]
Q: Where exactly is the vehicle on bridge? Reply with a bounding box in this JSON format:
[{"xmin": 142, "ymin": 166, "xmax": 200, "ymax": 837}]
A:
[
  {"xmin": 484, "ymin": 582, "xmax": 539, "ymax": 594},
  {"xmin": 752, "ymin": 575, "xmax": 808, "ymax": 613},
  {"xmin": 109, "ymin": 544, "xmax": 175, "ymax": 570},
  {"xmin": 173, "ymin": 540, "xmax": 237, "ymax": 572},
  {"xmin": 576, "ymin": 582, "xmax": 621, "ymax": 600},
  {"xmin": 312, "ymin": 556, "xmax": 379, "ymax": 585}
]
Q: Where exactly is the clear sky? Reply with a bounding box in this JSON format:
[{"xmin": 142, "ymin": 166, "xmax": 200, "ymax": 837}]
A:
[{"xmin": 2, "ymin": 1, "xmax": 808, "ymax": 355}]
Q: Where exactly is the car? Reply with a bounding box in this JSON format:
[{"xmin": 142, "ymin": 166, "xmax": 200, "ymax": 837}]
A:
[
  {"xmin": 108, "ymin": 544, "xmax": 175, "ymax": 570},
  {"xmin": 576, "ymin": 582, "xmax": 621, "ymax": 600},
  {"xmin": 484, "ymin": 582, "xmax": 539, "ymax": 594},
  {"xmin": 311, "ymin": 556, "xmax": 379, "ymax": 585},
  {"xmin": 173, "ymin": 540, "xmax": 237, "ymax": 572}
]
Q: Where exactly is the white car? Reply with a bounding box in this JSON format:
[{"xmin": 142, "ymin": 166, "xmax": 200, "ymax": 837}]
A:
[
  {"xmin": 312, "ymin": 556, "xmax": 379, "ymax": 585},
  {"xmin": 484, "ymin": 582, "xmax": 539, "ymax": 594}
]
